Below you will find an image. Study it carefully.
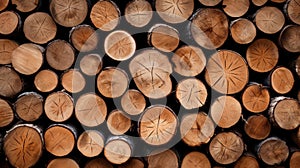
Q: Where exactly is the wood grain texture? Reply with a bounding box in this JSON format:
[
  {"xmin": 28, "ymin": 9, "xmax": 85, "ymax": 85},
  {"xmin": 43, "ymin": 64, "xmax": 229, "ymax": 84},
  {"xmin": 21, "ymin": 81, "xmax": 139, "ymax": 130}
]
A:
[
  {"xmin": 0, "ymin": 11, "xmax": 20, "ymax": 35},
  {"xmin": 270, "ymin": 67, "xmax": 294, "ymax": 94},
  {"xmin": 0, "ymin": 66, "xmax": 22, "ymax": 97},
  {"xmin": 181, "ymin": 151, "xmax": 211, "ymax": 168},
  {"xmin": 80, "ymin": 54, "xmax": 102, "ymax": 76},
  {"xmin": 286, "ymin": 0, "xmax": 300, "ymax": 25},
  {"xmin": 12, "ymin": 0, "xmax": 39, "ymax": 12},
  {"xmin": 77, "ymin": 130, "xmax": 104, "ymax": 157},
  {"xmin": 47, "ymin": 158, "xmax": 79, "ymax": 168},
  {"xmin": 0, "ymin": 98, "xmax": 14, "ymax": 127},
  {"xmin": 125, "ymin": 0, "xmax": 152, "ymax": 28},
  {"xmin": 34, "ymin": 69, "xmax": 58, "ymax": 92},
  {"xmin": 70, "ymin": 25, "xmax": 99, "ymax": 52},
  {"xmin": 0, "ymin": 39, "xmax": 19, "ymax": 65},
  {"xmin": 104, "ymin": 139, "xmax": 132, "ymax": 165},
  {"xmin": 121, "ymin": 89, "xmax": 146, "ymax": 116},
  {"xmin": 279, "ymin": 25, "xmax": 300, "ymax": 53},
  {"xmin": 244, "ymin": 115, "xmax": 271, "ymax": 140},
  {"xmin": 148, "ymin": 149, "xmax": 179, "ymax": 168},
  {"xmin": 222, "ymin": 0, "xmax": 250, "ymax": 17},
  {"xmin": 107, "ymin": 110, "xmax": 131, "ymax": 135},
  {"xmin": 61, "ymin": 69, "xmax": 86, "ymax": 93},
  {"xmin": 230, "ymin": 18, "xmax": 256, "ymax": 44}
]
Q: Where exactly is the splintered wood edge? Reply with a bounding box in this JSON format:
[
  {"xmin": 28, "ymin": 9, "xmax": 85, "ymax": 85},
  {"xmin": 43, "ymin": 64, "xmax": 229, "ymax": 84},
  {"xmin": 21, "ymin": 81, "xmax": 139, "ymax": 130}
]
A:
[
  {"xmin": 70, "ymin": 25, "xmax": 98, "ymax": 52},
  {"xmin": 0, "ymin": 98, "xmax": 14, "ymax": 127},
  {"xmin": 77, "ymin": 130, "xmax": 104, "ymax": 157},
  {"xmin": 181, "ymin": 151, "xmax": 211, "ymax": 168},
  {"xmin": 80, "ymin": 54, "xmax": 102, "ymax": 76},
  {"xmin": 148, "ymin": 150, "xmax": 179, "ymax": 168},
  {"xmin": 0, "ymin": 66, "xmax": 22, "ymax": 97},
  {"xmin": 125, "ymin": 0, "xmax": 153, "ymax": 27},
  {"xmin": 11, "ymin": 0, "xmax": 39, "ymax": 12},
  {"xmin": 199, "ymin": 0, "xmax": 222, "ymax": 6},
  {"xmin": 104, "ymin": 139, "xmax": 132, "ymax": 164},
  {"xmin": 85, "ymin": 158, "xmax": 113, "ymax": 168},
  {"xmin": 0, "ymin": 11, "xmax": 20, "ymax": 35},
  {"xmin": 279, "ymin": 25, "xmax": 300, "ymax": 53},
  {"xmin": 244, "ymin": 115, "xmax": 271, "ymax": 140},
  {"xmin": 234, "ymin": 155, "xmax": 260, "ymax": 168},
  {"xmin": 117, "ymin": 158, "xmax": 145, "ymax": 168},
  {"xmin": 121, "ymin": 89, "xmax": 146, "ymax": 116},
  {"xmin": 222, "ymin": 0, "xmax": 250, "ymax": 17},
  {"xmin": 230, "ymin": 18, "xmax": 256, "ymax": 44},
  {"xmin": 287, "ymin": 0, "xmax": 300, "ymax": 25},
  {"xmin": 290, "ymin": 152, "xmax": 300, "ymax": 168},
  {"xmin": 61, "ymin": 69, "xmax": 86, "ymax": 93},
  {"xmin": 0, "ymin": 39, "xmax": 19, "ymax": 64},
  {"xmin": 34, "ymin": 69, "xmax": 58, "ymax": 92},
  {"xmin": 47, "ymin": 158, "xmax": 79, "ymax": 168},
  {"xmin": 271, "ymin": 67, "xmax": 294, "ymax": 94},
  {"xmin": 107, "ymin": 110, "xmax": 131, "ymax": 135},
  {"xmin": 242, "ymin": 84, "xmax": 270, "ymax": 113}
]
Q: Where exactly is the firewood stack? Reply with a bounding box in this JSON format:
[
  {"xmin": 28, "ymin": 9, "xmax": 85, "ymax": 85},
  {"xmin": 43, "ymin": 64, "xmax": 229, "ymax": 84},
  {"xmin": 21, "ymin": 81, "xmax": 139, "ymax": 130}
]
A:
[{"xmin": 0, "ymin": 0, "xmax": 299, "ymax": 167}]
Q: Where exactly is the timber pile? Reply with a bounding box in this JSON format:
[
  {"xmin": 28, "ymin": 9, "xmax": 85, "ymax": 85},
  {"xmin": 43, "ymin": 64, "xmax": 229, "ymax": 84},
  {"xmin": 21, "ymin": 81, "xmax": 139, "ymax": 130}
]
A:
[{"xmin": 0, "ymin": 0, "xmax": 299, "ymax": 167}]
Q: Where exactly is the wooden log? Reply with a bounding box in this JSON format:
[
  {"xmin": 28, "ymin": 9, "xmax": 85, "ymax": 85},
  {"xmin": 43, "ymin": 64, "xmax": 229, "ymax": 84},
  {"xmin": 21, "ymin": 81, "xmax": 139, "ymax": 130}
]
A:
[
  {"xmin": 15, "ymin": 92, "xmax": 43, "ymax": 122},
  {"xmin": 148, "ymin": 24, "xmax": 180, "ymax": 52},
  {"xmin": 230, "ymin": 18, "xmax": 256, "ymax": 44},
  {"xmin": 0, "ymin": 98, "xmax": 14, "ymax": 127},
  {"xmin": 180, "ymin": 112, "xmax": 215, "ymax": 146},
  {"xmin": 210, "ymin": 96, "xmax": 242, "ymax": 128},
  {"xmin": 290, "ymin": 151, "xmax": 300, "ymax": 168},
  {"xmin": 121, "ymin": 89, "xmax": 146, "ymax": 116},
  {"xmin": 75, "ymin": 93, "xmax": 107, "ymax": 127},
  {"xmin": 295, "ymin": 56, "xmax": 300, "ymax": 78},
  {"xmin": 271, "ymin": 0, "xmax": 287, "ymax": 3},
  {"xmin": 246, "ymin": 39, "xmax": 279, "ymax": 73},
  {"xmin": 85, "ymin": 158, "xmax": 113, "ymax": 168},
  {"xmin": 172, "ymin": 45, "xmax": 206, "ymax": 77},
  {"xmin": 252, "ymin": 0, "xmax": 268, "ymax": 6},
  {"xmin": 124, "ymin": 0, "xmax": 153, "ymax": 28},
  {"xmin": 90, "ymin": 0, "xmax": 120, "ymax": 31},
  {"xmin": 104, "ymin": 137, "xmax": 132, "ymax": 164},
  {"xmin": 118, "ymin": 158, "xmax": 145, "ymax": 168},
  {"xmin": 234, "ymin": 155, "xmax": 260, "ymax": 168},
  {"xmin": 0, "ymin": 0, "xmax": 9, "ymax": 11},
  {"xmin": 49, "ymin": 0, "xmax": 88, "ymax": 27},
  {"xmin": 139, "ymin": 105, "xmax": 178, "ymax": 146},
  {"xmin": 254, "ymin": 6, "xmax": 285, "ymax": 34},
  {"xmin": 61, "ymin": 69, "xmax": 86, "ymax": 93},
  {"xmin": 97, "ymin": 67, "xmax": 129, "ymax": 98},
  {"xmin": 269, "ymin": 97, "xmax": 300, "ymax": 130},
  {"xmin": 279, "ymin": 25, "xmax": 300, "ymax": 53},
  {"xmin": 244, "ymin": 114, "xmax": 271, "ymax": 140},
  {"xmin": 199, "ymin": 0, "xmax": 222, "ymax": 6},
  {"xmin": 46, "ymin": 39, "xmax": 75, "ymax": 71},
  {"xmin": 47, "ymin": 158, "xmax": 79, "ymax": 168},
  {"xmin": 4, "ymin": 124, "xmax": 43, "ymax": 168},
  {"xmin": 155, "ymin": 0, "xmax": 194, "ymax": 24},
  {"xmin": 0, "ymin": 66, "xmax": 22, "ymax": 97},
  {"xmin": 285, "ymin": 0, "xmax": 300, "ymax": 25},
  {"xmin": 257, "ymin": 137, "xmax": 289, "ymax": 165},
  {"xmin": 270, "ymin": 67, "xmax": 294, "ymax": 94},
  {"xmin": 77, "ymin": 130, "xmax": 104, "ymax": 157},
  {"xmin": 12, "ymin": 0, "xmax": 39, "ymax": 13},
  {"xmin": 70, "ymin": 25, "xmax": 99, "ymax": 52},
  {"xmin": 104, "ymin": 30, "xmax": 136, "ymax": 61},
  {"xmin": 80, "ymin": 53, "xmax": 102, "ymax": 76},
  {"xmin": 222, "ymin": 0, "xmax": 250, "ymax": 17},
  {"xmin": 181, "ymin": 151, "xmax": 211, "ymax": 168},
  {"xmin": 147, "ymin": 149, "xmax": 179, "ymax": 168},
  {"xmin": 190, "ymin": 8, "xmax": 228, "ymax": 50},
  {"xmin": 107, "ymin": 110, "xmax": 131, "ymax": 135},
  {"xmin": 44, "ymin": 91, "xmax": 74, "ymax": 122},
  {"xmin": 205, "ymin": 50, "xmax": 249, "ymax": 94},
  {"xmin": 34, "ymin": 69, "xmax": 58, "ymax": 92},
  {"xmin": 0, "ymin": 11, "xmax": 20, "ymax": 35},
  {"xmin": 0, "ymin": 39, "xmax": 18, "ymax": 65},
  {"xmin": 209, "ymin": 132, "xmax": 244, "ymax": 165}
]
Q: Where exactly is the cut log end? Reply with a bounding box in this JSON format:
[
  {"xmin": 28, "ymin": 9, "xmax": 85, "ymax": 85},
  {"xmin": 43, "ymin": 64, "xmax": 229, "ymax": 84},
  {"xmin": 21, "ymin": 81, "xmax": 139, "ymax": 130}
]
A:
[
  {"xmin": 121, "ymin": 89, "xmax": 146, "ymax": 116},
  {"xmin": 0, "ymin": 99, "xmax": 14, "ymax": 127},
  {"xmin": 0, "ymin": 11, "xmax": 19, "ymax": 35},
  {"xmin": 244, "ymin": 115, "xmax": 271, "ymax": 140},
  {"xmin": 252, "ymin": 0, "xmax": 268, "ymax": 6},
  {"xmin": 77, "ymin": 130, "xmax": 104, "ymax": 157},
  {"xmin": 85, "ymin": 158, "xmax": 113, "ymax": 168},
  {"xmin": 199, "ymin": 0, "xmax": 222, "ymax": 6},
  {"xmin": 34, "ymin": 70, "xmax": 58, "ymax": 92},
  {"xmin": 104, "ymin": 139, "xmax": 132, "ymax": 165},
  {"xmin": 181, "ymin": 151, "xmax": 211, "ymax": 168},
  {"xmin": 70, "ymin": 25, "xmax": 98, "ymax": 52},
  {"xmin": 80, "ymin": 54, "xmax": 102, "ymax": 76},
  {"xmin": 118, "ymin": 158, "xmax": 144, "ymax": 168},
  {"xmin": 222, "ymin": 0, "xmax": 250, "ymax": 17},
  {"xmin": 287, "ymin": 0, "xmax": 300, "ymax": 25},
  {"xmin": 61, "ymin": 69, "xmax": 86, "ymax": 93},
  {"xmin": 148, "ymin": 150, "xmax": 179, "ymax": 168},
  {"xmin": 242, "ymin": 84, "xmax": 270, "ymax": 113},
  {"xmin": 0, "ymin": 66, "xmax": 22, "ymax": 97},
  {"xmin": 234, "ymin": 155, "xmax": 260, "ymax": 168},
  {"xmin": 125, "ymin": 0, "xmax": 153, "ymax": 27},
  {"xmin": 0, "ymin": 0, "xmax": 9, "ymax": 11},
  {"xmin": 290, "ymin": 151, "xmax": 300, "ymax": 168},
  {"xmin": 107, "ymin": 110, "xmax": 131, "ymax": 135},
  {"xmin": 0, "ymin": 39, "xmax": 19, "ymax": 65},
  {"xmin": 230, "ymin": 18, "xmax": 256, "ymax": 44},
  {"xmin": 279, "ymin": 25, "xmax": 300, "ymax": 53},
  {"xmin": 12, "ymin": 0, "xmax": 39, "ymax": 13},
  {"xmin": 47, "ymin": 158, "xmax": 79, "ymax": 168},
  {"xmin": 271, "ymin": 67, "xmax": 294, "ymax": 94}
]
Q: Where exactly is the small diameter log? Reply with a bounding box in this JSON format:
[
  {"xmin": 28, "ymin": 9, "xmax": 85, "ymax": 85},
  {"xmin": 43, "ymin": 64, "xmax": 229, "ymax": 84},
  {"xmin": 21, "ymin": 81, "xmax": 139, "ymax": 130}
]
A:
[
  {"xmin": 77, "ymin": 130, "xmax": 104, "ymax": 157},
  {"xmin": 121, "ymin": 89, "xmax": 146, "ymax": 116},
  {"xmin": 12, "ymin": 0, "xmax": 39, "ymax": 13},
  {"xmin": 139, "ymin": 105, "xmax": 178, "ymax": 146},
  {"xmin": 290, "ymin": 151, "xmax": 300, "ymax": 168},
  {"xmin": 210, "ymin": 96, "xmax": 242, "ymax": 128},
  {"xmin": 0, "ymin": 39, "xmax": 18, "ymax": 65},
  {"xmin": 244, "ymin": 115, "xmax": 271, "ymax": 140},
  {"xmin": 24, "ymin": 12, "xmax": 57, "ymax": 44},
  {"xmin": 147, "ymin": 149, "xmax": 179, "ymax": 168},
  {"xmin": 129, "ymin": 49, "xmax": 172, "ymax": 99},
  {"xmin": 12, "ymin": 43, "xmax": 44, "ymax": 75},
  {"xmin": 246, "ymin": 39, "xmax": 279, "ymax": 73},
  {"xmin": 50, "ymin": 0, "xmax": 88, "ymax": 27},
  {"xmin": 254, "ymin": 6, "xmax": 285, "ymax": 34},
  {"xmin": 279, "ymin": 25, "xmax": 300, "ymax": 53},
  {"xmin": 209, "ymin": 132, "xmax": 244, "ymax": 165},
  {"xmin": 44, "ymin": 91, "xmax": 74, "ymax": 122},
  {"xmin": 286, "ymin": 0, "xmax": 300, "ymax": 25},
  {"xmin": 44, "ymin": 125, "xmax": 76, "ymax": 157},
  {"xmin": 34, "ymin": 69, "xmax": 58, "ymax": 92},
  {"xmin": 0, "ymin": 66, "xmax": 22, "ymax": 97},
  {"xmin": 172, "ymin": 45, "xmax": 206, "ymax": 77},
  {"xmin": 0, "ymin": 98, "xmax": 14, "ymax": 127},
  {"xmin": 234, "ymin": 155, "xmax": 260, "ymax": 168},
  {"xmin": 0, "ymin": 11, "xmax": 20, "ymax": 35},
  {"xmin": 46, "ymin": 40, "xmax": 75, "ymax": 71},
  {"xmin": 118, "ymin": 158, "xmax": 145, "ymax": 168},
  {"xmin": 205, "ymin": 50, "xmax": 249, "ymax": 94},
  {"xmin": 85, "ymin": 158, "xmax": 113, "ymax": 168},
  {"xmin": 80, "ymin": 53, "xmax": 102, "ymax": 76},
  {"xmin": 155, "ymin": 0, "xmax": 194, "ymax": 24},
  {"xmin": 90, "ymin": 0, "xmax": 120, "ymax": 31},
  {"xmin": 47, "ymin": 158, "xmax": 79, "ymax": 168},
  {"xmin": 181, "ymin": 151, "xmax": 211, "ymax": 168},
  {"xmin": 176, "ymin": 78, "xmax": 207, "ymax": 110},
  {"xmin": 61, "ymin": 69, "xmax": 86, "ymax": 93},
  {"xmin": 180, "ymin": 112, "xmax": 215, "ymax": 147},
  {"xmin": 252, "ymin": 0, "xmax": 268, "ymax": 6},
  {"xmin": 0, "ymin": 0, "xmax": 9, "ymax": 11},
  {"xmin": 230, "ymin": 18, "xmax": 256, "ymax": 44},
  {"xmin": 15, "ymin": 92, "xmax": 43, "ymax": 122},
  {"xmin": 97, "ymin": 67, "xmax": 129, "ymax": 98},
  {"xmin": 222, "ymin": 0, "xmax": 250, "ymax": 17},
  {"xmin": 125, "ymin": 0, "xmax": 153, "ymax": 28},
  {"xmin": 104, "ymin": 138, "xmax": 132, "ymax": 164},
  {"xmin": 270, "ymin": 67, "xmax": 294, "ymax": 94},
  {"xmin": 75, "ymin": 93, "xmax": 107, "ymax": 127},
  {"xmin": 257, "ymin": 137, "xmax": 289, "ymax": 165},
  {"xmin": 269, "ymin": 97, "xmax": 300, "ymax": 130},
  {"xmin": 199, "ymin": 0, "xmax": 222, "ymax": 6},
  {"xmin": 190, "ymin": 8, "xmax": 228, "ymax": 50},
  {"xmin": 4, "ymin": 124, "xmax": 43, "ymax": 168},
  {"xmin": 104, "ymin": 30, "xmax": 136, "ymax": 61},
  {"xmin": 148, "ymin": 24, "xmax": 180, "ymax": 52},
  {"xmin": 107, "ymin": 110, "xmax": 131, "ymax": 135},
  {"xmin": 70, "ymin": 25, "xmax": 99, "ymax": 52}
]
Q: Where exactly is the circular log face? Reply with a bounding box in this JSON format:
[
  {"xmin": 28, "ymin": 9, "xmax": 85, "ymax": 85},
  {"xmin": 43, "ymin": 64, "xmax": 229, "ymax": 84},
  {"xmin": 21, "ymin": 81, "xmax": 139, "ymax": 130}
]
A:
[
  {"xmin": 85, "ymin": 158, "xmax": 113, "ymax": 168},
  {"xmin": 244, "ymin": 115, "xmax": 271, "ymax": 140},
  {"xmin": 12, "ymin": 0, "xmax": 39, "ymax": 12},
  {"xmin": 125, "ymin": 0, "xmax": 153, "ymax": 27},
  {"xmin": 280, "ymin": 25, "xmax": 300, "ymax": 53},
  {"xmin": 70, "ymin": 25, "xmax": 98, "ymax": 52},
  {"xmin": 47, "ymin": 158, "xmax": 79, "ymax": 168},
  {"xmin": 271, "ymin": 67, "xmax": 294, "ymax": 94},
  {"xmin": 181, "ymin": 151, "xmax": 211, "ymax": 168},
  {"xmin": 234, "ymin": 155, "xmax": 260, "ymax": 168},
  {"xmin": 0, "ymin": 11, "xmax": 19, "ymax": 35},
  {"xmin": 230, "ymin": 19, "xmax": 256, "ymax": 44},
  {"xmin": 117, "ymin": 158, "xmax": 144, "ymax": 168},
  {"xmin": 107, "ymin": 110, "xmax": 131, "ymax": 135},
  {"xmin": 222, "ymin": 0, "xmax": 250, "ymax": 17},
  {"xmin": 199, "ymin": 0, "xmax": 222, "ymax": 6},
  {"xmin": 0, "ymin": 0, "xmax": 9, "ymax": 11},
  {"xmin": 290, "ymin": 152, "xmax": 300, "ymax": 168},
  {"xmin": 0, "ymin": 39, "xmax": 18, "ymax": 65},
  {"xmin": 0, "ymin": 98, "xmax": 14, "ymax": 127},
  {"xmin": 77, "ymin": 130, "xmax": 104, "ymax": 157},
  {"xmin": 104, "ymin": 139, "xmax": 132, "ymax": 165},
  {"xmin": 121, "ymin": 89, "xmax": 146, "ymax": 116},
  {"xmin": 34, "ymin": 69, "xmax": 58, "ymax": 92},
  {"xmin": 287, "ymin": 0, "xmax": 300, "ymax": 25},
  {"xmin": 80, "ymin": 54, "xmax": 102, "ymax": 76},
  {"xmin": 148, "ymin": 150, "xmax": 179, "ymax": 168},
  {"xmin": 61, "ymin": 69, "xmax": 86, "ymax": 93},
  {"xmin": 252, "ymin": 0, "xmax": 268, "ymax": 6},
  {"xmin": 242, "ymin": 84, "xmax": 270, "ymax": 113},
  {"xmin": 0, "ymin": 66, "xmax": 22, "ymax": 97}
]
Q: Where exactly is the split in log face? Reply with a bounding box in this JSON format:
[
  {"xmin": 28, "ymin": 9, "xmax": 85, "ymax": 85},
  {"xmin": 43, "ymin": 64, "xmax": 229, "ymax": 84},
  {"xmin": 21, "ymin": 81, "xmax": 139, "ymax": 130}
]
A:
[
  {"xmin": 244, "ymin": 115, "xmax": 271, "ymax": 140},
  {"xmin": 70, "ymin": 25, "xmax": 99, "ymax": 52},
  {"xmin": 97, "ymin": 67, "xmax": 129, "ymax": 98},
  {"xmin": 199, "ymin": 0, "xmax": 222, "ymax": 6},
  {"xmin": 125, "ymin": 0, "xmax": 153, "ymax": 28},
  {"xmin": 181, "ymin": 151, "xmax": 211, "ymax": 168},
  {"xmin": 191, "ymin": 8, "xmax": 228, "ymax": 50},
  {"xmin": 210, "ymin": 96, "xmax": 242, "ymax": 128},
  {"xmin": 107, "ymin": 110, "xmax": 131, "ymax": 135},
  {"xmin": 0, "ymin": 0, "xmax": 9, "ymax": 11},
  {"xmin": 85, "ymin": 158, "xmax": 113, "ymax": 168},
  {"xmin": 129, "ymin": 49, "xmax": 173, "ymax": 99},
  {"xmin": 0, "ymin": 66, "xmax": 22, "ymax": 97},
  {"xmin": 242, "ymin": 84, "xmax": 270, "ymax": 113},
  {"xmin": 80, "ymin": 54, "xmax": 102, "ymax": 76},
  {"xmin": 0, "ymin": 98, "xmax": 14, "ymax": 127},
  {"xmin": 222, "ymin": 0, "xmax": 250, "ymax": 17},
  {"xmin": 104, "ymin": 139, "xmax": 132, "ymax": 165},
  {"xmin": 4, "ymin": 125, "xmax": 43, "ymax": 168},
  {"xmin": 287, "ymin": 0, "xmax": 300, "ymax": 25},
  {"xmin": 44, "ymin": 92, "xmax": 74, "ymax": 122},
  {"xmin": 12, "ymin": 0, "xmax": 39, "ymax": 13},
  {"xmin": 118, "ymin": 158, "xmax": 144, "ymax": 168},
  {"xmin": 255, "ymin": 6, "xmax": 285, "ymax": 34},
  {"xmin": 77, "ymin": 130, "xmax": 104, "ymax": 157},
  {"xmin": 209, "ymin": 132, "xmax": 244, "ymax": 165},
  {"xmin": 0, "ymin": 11, "xmax": 20, "ymax": 35},
  {"xmin": 148, "ymin": 24, "xmax": 180, "ymax": 53},
  {"xmin": 155, "ymin": 0, "xmax": 194, "ymax": 24},
  {"xmin": 172, "ymin": 45, "xmax": 206, "ymax": 77},
  {"xmin": 234, "ymin": 155, "xmax": 260, "ymax": 168},
  {"xmin": 139, "ymin": 105, "xmax": 178, "ymax": 146},
  {"xmin": 246, "ymin": 39, "xmax": 279, "ymax": 73},
  {"xmin": 50, "ymin": 0, "xmax": 88, "ymax": 27},
  {"xmin": 270, "ymin": 67, "xmax": 294, "ymax": 94},
  {"xmin": 252, "ymin": 0, "xmax": 268, "ymax": 6},
  {"xmin": 121, "ymin": 89, "xmax": 146, "ymax": 116},
  {"xmin": 44, "ymin": 125, "xmax": 75, "ymax": 156},
  {"xmin": 230, "ymin": 19, "xmax": 256, "ymax": 44},
  {"xmin": 104, "ymin": 30, "xmax": 136, "ymax": 61},
  {"xmin": 290, "ymin": 152, "xmax": 300, "ymax": 168},
  {"xmin": 24, "ymin": 12, "xmax": 57, "ymax": 44},
  {"xmin": 90, "ymin": 0, "xmax": 120, "ymax": 31},
  {"xmin": 176, "ymin": 78, "xmax": 207, "ymax": 110},
  {"xmin": 180, "ymin": 112, "xmax": 215, "ymax": 147},
  {"xmin": 46, "ymin": 40, "xmax": 75, "ymax": 71},
  {"xmin": 75, "ymin": 93, "xmax": 107, "ymax": 127},
  {"xmin": 148, "ymin": 149, "xmax": 179, "ymax": 168},
  {"xmin": 205, "ymin": 50, "xmax": 249, "ymax": 94},
  {"xmin": 0, "ymin": 39, "xmax": 19, "ymax": 65},
  {"xmin": 15, "ymin": 92, "xmax": 43, "ymax": 122},
  {"xmin": 47, "ymin": 158, "xmax": 79, "ymax": 168},
  {"xmin": 279, "ymin": 25, "xmax": 300, "ymax": 53},
  {"xmin": 61, "ymin": 69, "xmax": 86, "ymax": 93},
  {"xmin": 34, "ymin": 69, "xmax": 58, "ymax": 92},
  {"xmin": 12, "ymin": 43, "xmax": 44, "ymax": 75}
]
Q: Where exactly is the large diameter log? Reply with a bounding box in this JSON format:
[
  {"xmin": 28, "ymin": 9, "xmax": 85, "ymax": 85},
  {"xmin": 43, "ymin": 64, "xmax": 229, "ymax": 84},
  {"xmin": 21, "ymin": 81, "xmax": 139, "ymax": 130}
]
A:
[
  {"xmin": 0, "ymin": 66, "xmax": 22, "ymax": 97},
  {"xmin": 0, "ymin": 11, "xmax": 20, "ymax": 35},
  {"xmin": 47, "ymin": 158, "xmax": 79, "ymax": 168},
  {"xmin": 222, "ymin": 0, "xmax": 250, "ymax": 17},
  {"xmin": 147, "ymin": 149, "xmax": 179, "ymax": 168},
  {"xmin": 124, "ymin": 0, "xmax": 153, "ymax": 28},
  {"xmin": 61, "ymin": 69, "xmax": 86, "ymax": 93},
  {"xmin": 121, "ymin": 89, "xmax": 146, "ymax": 116},
  {"xmin": 270, "ymin": 67, "xmax": 294, "ymax": 94},
  {"xmin": 230, "ymin": 18, "xmax": 256, "ymax": 44},
  {"xmin": 0, "ymin": 39, "xmax": 19, "ymax": 65},
  {"xmin": 104, "ymin": 137, "xmax": 132, "ymax": 165},
  {"xmin": 12, "ymin": 0, "xmax": 39, "ymax": 13},
  {"xmin": 290, "ymin": 151, "xmax": 300, "ymax": 168},
  {"xmin": 70, "ymin": 25, "xmax": 99, "ymax": 52},
  {"xmin": 0, "ymin": 98, "xmax": 14, "ymax": 127},
  {"xmin": 107, "ymin": 110, "xmax": 131, "ymax": 135},
  {"xmin": 234, "ymin": 155, "xmax": 260, "ymax": 168},
  {"xmin": 286, "ymin": 0, "xmax": 300, "ymax": 25},
  {"xmin": 34, "ymin": 69, "xmax": 58, "ymax": 92},
  {"xmin": 77, "ymin": 130, "xmax": 105, "ymax": 157},
  {"xmin": 85, "ymin": 158, "xmax": 113, "ymax": 168},
  {"xmin": 181, "ymin": 151, "xmax": 211, "ymax": 168},
  {"xmin": 244, "ymin": 115, "xmax": 271, "ymax": 140},
  {"xmin": 118, "ymin": 158, "xmax": 145, "ymax": 168},
  {"xmin": 80, "ymin": 53, "xmax": 102, "ymax": 76},
  {"xmin": 199, "ymin": 0, "xmax": 222, "ymax": 6},
  {"xmin": 279, "ymin": 25, "xmax": 300, "ymax": 53}
]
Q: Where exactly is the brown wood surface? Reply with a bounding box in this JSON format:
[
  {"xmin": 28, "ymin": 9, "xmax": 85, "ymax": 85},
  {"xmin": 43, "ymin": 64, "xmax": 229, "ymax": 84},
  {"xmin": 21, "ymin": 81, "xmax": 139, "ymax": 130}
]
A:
[
  {"xmin": 0, "ymin": 11, "xmax": 20, "ymax": 35},
  {"xmin": 181, "ymin": 151, "xmax": 211, "ymax": 168},
  {"xmin": 244, "ymin": 115, "xmax": 271, "ymax": 140},
  {"xmin": 77, "ymin": 130, "xmax": 104, "ymax": 157},
  {"xmin": 252, "ymin": 0, "xmax": 268, "ymax": 6},
  {"xmin": 12, "ymin": 0, "xmax": 39, "ymax": 13},
  {"xmin": 279, "ymin": 25, "xmax": 300, "ymax": 53},
  {"xmin": 34, "ymin": 69, "xmax": 58, "ymax": 92},
  {"xmin": 234, "ymin": 155, "xmax": 260, "ymax": 168},
  {"xmin": 286, "ymin": 0, "xmax": 300, "ymax": 25},
  {"xmin": 121, "ymin": 89, "xmax": 146, "ymax": 116},
  {"xmin": 61, "ymin": 69, "xmax": 86, "ymax": 93},
  {"xmin": 199, "ymin": 0, "xmax": 221, "ymax": 6},
  {"xmin": 0, "ymin": 66, "xmax": 22, "ymax": 97},
  {"xmin": 271, "ymin": 0, "xmax": 286, "ymax": 2},
  {"xmin": 290, "ymin": 151, "xmax": 300, "ymax": 168},
  {"xmin": 104, "ymin": 139, "xmax": 132, "ymax": 165},
  {"xmin": 148, "ymin": 149, "xmax": 179, "ymax": 168},
  {"xmin": 230, "ymin": 18, "xmax": 256, "ymax": 44},
  {"xmin": 47, "ymin": 158, "xmax": 79, "ymax": 168},
  {"xmin": 70, "ymin": 25, "xmax": 98, "ymax": 52},
  {"xmin": 80, "ymin": 53, "xmax": 102, "ymax": 76},
  {"xmin": 125, "ymin": 0, "xmax": 153, "ymax": 27},
  {"xmin": 222, "ymin": 0, "xmax": 250, "ymax": 17},
  {"xmin": 85, "ymin": 158, "xmax": 113, "ymax": 168},
  {"xmin": 107, "ymin": 110, "xmax": 131, "ymax": 135},
  {"xmin": 270, "ymin": 67, "xmax": 294, "ymax": 94},
  {"xmin": 0, "ymin": 98, "xmax": 14, "ymax": 127},
  {"xmin": 0, "ymin": 39, "xmax": 19, "ymax": 65},
  {"xmin": 293, "ymin": 127, "xmax": 300, "ymax": 147},
  {"xmin": 118, "ymin": 158, "xmax": 145, "ymax": 168},
  {"xmin": 0, "ymin": 0, "xmax": 9, "ymax": 11}
]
